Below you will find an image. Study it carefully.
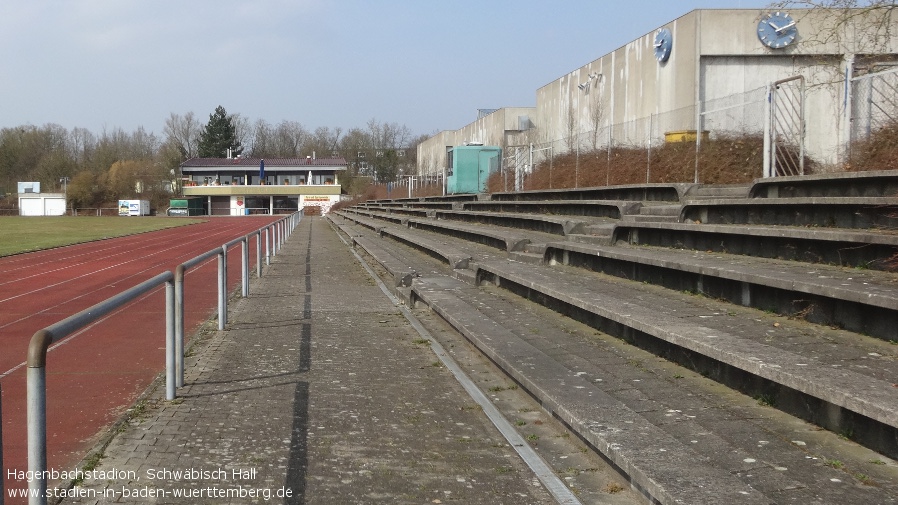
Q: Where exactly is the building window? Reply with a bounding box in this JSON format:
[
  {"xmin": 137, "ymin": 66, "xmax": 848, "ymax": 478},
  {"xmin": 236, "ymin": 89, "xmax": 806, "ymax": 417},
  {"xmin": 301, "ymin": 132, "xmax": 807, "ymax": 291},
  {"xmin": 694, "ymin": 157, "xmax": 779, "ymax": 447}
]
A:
[
  {"xmin": 357, "ymin": 151, "xmax": 366, "ymax": 158},
  {"xmin": 376, "ymin": 150, "xmax": 384, "ymax": 157}
]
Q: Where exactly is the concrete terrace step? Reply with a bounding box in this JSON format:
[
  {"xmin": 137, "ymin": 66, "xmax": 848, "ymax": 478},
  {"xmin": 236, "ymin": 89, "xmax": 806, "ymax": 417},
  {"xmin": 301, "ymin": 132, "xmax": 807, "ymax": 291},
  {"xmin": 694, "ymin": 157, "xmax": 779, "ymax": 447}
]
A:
[
  {"xmin": 406, "ymin": 217, "xmax": 533, "ymax": 252},
  {"xmin": 333, "ymin": 211, "xmax": 898, "ymax": 503},
  {"xmin": 432, "ymin": 209, "xmax": 590, "ymax": 236},
  {"xmin": 488, "ymin": 183, "xmax": 692, "ymax": 202},
  {"xmin": 411, "ymin": 276, "xmax": 769, "ymax": 505},
  {"xmin": 611, "ymin": 221, "xmax": 898, "ymax": 271},
  {"xmin": 543, "ymin": 240, "xmax": 898, "ymax": 341},
  {"xmin": 685, "ymin": 184, "xmax": 752, "ymax": 199},
  {"xmin": 334, "ymin": 211, "xmax": 472, "ymax": 269},
  {"xmin": 749, "ymin": 170, "xmax": 898, "ymax": 198},
  {"xmin": 341, "ymin": 207, "xmax": 407, "ymax": 227},
  {"xmin": 460, "ymin": 199, "xmax": 641, "ymax": 219},
  {"xmin": 639, "ymin": 203, "xmax": 682, "ymax": 216},
  {"xmin": 621, "ymin": 214, "xmax": 680, "ymax": 223},
  {"xmin": 680, "ymin": 197, "xmax": 898, "ymax": 229},
  {"xmin": 472, "ymin": 257, "xmax": 898, "ymax": 457}
]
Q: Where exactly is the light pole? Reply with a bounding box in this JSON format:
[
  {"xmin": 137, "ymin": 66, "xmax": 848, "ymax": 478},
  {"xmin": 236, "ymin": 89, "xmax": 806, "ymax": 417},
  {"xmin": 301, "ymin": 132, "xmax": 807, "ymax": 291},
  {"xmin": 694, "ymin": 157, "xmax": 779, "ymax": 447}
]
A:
[{"xmin": 60, "ymin": 177, "xmax": 70, "ymax": 216}]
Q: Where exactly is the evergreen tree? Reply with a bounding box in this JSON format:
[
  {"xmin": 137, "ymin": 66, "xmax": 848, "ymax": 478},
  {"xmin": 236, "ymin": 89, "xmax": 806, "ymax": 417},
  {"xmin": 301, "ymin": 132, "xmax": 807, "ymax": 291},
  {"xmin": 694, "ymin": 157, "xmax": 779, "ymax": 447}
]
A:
[{"xmin": 198, "ymin": 106, "xmax": 242, "ymax": 158}]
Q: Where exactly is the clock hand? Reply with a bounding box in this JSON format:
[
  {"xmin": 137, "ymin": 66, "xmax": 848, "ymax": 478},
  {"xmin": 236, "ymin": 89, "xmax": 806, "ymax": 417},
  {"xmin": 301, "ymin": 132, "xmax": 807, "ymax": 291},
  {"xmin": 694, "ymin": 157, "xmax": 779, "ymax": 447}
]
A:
[
  {"xmin": 775, "ymin": 21, "xmax": 796, "ymax": 33},
  {"xmin": 767, "ymin": 20, "xmax": 780, "ymax": 31}
]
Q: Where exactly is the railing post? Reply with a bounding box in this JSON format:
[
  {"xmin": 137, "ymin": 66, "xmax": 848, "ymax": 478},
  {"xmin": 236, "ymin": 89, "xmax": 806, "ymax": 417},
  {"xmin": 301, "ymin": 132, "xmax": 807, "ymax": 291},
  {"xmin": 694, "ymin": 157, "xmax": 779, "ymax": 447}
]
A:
[
  {"xmin": 24, "ymin": 271, "xmax": 173, "ymax": 504},
  {"xmin": 174, "ymin": 266, "xmax": 185, "ymax": 388},
  {"xmin": 218, "ymin": 245, "xmax": 227, "ymax": 330},
  {"xmin": 241, "ymin": 237, "xmax": 249, "ymax": 298},
  {"xmin": 165, "ymin": 279, "xmax": 176, "ymax": 401},
  {"xmin": 256, "ymin": 232, "xmax": 262, "ymax": 278},
  {"xmin": 265, "ymin": 227, "xmax": 271, "ymax": 264},
  {"xmin": 26, "ymin": 329, "xmax": 52, "ymax": 505}
]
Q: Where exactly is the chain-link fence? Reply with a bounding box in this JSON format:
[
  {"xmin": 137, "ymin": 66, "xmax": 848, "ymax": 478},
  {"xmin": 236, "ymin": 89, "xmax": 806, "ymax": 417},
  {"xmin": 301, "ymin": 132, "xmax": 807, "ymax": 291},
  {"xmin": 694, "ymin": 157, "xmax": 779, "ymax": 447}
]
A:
[
  {"xmin": 851, "ymin": 66, "xmax": 898, "ymax": 142},
  {"xmin": 429, "ymin": 69, "xmax": 894, "ymax": 193},
  {"xmin": 506, "ymin": 85, "xmax": 773, "ymax": 190},
  {"xmin": 849, "ymin": 66, "xmax": 898, "ymax": 168}
]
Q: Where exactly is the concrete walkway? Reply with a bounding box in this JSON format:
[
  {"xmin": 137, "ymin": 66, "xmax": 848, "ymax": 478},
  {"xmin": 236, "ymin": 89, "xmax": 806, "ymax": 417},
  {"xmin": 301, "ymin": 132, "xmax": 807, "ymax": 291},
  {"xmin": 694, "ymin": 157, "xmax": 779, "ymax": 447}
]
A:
[{"xmin": 62, "ymin": 216, "xmax": 555, "ymax": 504}]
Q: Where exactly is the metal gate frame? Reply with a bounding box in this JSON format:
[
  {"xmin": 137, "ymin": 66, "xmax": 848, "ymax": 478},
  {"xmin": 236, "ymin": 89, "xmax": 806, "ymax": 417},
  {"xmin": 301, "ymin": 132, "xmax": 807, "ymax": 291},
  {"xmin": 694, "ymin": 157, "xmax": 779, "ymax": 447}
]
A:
[{"xmin": 764, "ymin": 75, "xmax": 806, "ymax": 177}]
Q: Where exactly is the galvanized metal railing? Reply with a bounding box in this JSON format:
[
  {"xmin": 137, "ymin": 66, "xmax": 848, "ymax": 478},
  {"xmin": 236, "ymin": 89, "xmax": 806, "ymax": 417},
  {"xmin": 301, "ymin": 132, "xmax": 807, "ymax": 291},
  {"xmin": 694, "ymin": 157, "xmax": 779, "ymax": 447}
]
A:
[
  {"xmin": 25, "ymin": 211, "xmax": 302, "ymax": 505},
  {"xmin": 26, "ymin": 271, "xmax": 176, "ymax": 502}
]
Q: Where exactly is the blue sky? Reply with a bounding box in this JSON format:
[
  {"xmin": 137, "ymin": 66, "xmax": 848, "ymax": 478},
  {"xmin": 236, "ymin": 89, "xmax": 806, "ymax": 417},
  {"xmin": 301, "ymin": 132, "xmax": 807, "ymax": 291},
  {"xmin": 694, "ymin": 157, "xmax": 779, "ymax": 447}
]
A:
[{"xmin": 0, "ymin": 1, "xmax": 761, "ymax": 138}]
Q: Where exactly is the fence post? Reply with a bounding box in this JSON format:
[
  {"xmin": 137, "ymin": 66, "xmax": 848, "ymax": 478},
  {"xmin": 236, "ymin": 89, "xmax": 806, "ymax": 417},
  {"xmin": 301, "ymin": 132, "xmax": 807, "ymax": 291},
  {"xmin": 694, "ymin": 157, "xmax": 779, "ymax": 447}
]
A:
[
  {"xmin": 241, "ymin": 237, "xmax": 249, "ymax": 298},
  {"xmin": 165, "ymin": 279, "xmax": 176, "ymax": 401},
  {"xmin": 174, "ymin": 265, "xmax": 185, "ymax": 388},
  {"xmin": 218, "ymin": 246, "xmax": 227, "ymax": 330}
]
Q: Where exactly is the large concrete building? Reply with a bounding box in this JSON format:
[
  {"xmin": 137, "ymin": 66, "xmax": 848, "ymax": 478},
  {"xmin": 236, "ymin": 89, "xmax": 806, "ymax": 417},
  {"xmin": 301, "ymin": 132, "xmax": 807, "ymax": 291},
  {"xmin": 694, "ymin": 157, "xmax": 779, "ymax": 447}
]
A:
[{"xmin": 418, "ymin": 8, "xmax": 898, "ymax": 181}]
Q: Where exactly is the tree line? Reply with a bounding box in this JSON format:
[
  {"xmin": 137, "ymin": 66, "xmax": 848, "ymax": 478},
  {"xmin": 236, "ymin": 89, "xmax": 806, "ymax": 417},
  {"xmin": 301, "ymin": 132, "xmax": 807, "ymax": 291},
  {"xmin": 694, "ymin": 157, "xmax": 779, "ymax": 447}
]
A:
[{"xmin": 0, "ymin": 106, "xmax": 429, "ymax": 209}]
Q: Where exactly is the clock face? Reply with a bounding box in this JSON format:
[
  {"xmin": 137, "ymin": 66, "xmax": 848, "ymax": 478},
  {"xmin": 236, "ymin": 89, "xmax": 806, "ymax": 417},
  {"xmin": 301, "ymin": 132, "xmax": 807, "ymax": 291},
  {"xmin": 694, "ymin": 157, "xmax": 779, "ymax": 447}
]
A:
[
  {"xmin": 758, "ymin": 11, "xmax": 797, "ymax": 49},
  {"xmin": 654, "ymin": 28, "xmax": 672, "ymax": 63}
]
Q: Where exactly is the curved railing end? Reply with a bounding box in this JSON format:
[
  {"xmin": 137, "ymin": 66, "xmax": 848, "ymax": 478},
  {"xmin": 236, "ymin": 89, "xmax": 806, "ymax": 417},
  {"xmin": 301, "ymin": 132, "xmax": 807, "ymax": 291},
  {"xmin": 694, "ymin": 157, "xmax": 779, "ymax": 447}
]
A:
[{"xmin": 27, "ymin": 329, "xmax": 55, "ymax": 368}]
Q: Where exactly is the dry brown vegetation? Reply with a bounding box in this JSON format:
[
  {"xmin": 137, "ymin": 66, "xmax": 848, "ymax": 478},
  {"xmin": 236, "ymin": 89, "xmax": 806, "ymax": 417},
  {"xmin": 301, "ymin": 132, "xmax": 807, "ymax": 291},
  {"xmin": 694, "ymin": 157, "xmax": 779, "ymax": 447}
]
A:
[
  {"xmin": 847, "ymin": 125, "xmax": 898, "ymax": 172},
  {"xmin": 332, "ymin": 129, "xmax": 896, "ymax": 212}
]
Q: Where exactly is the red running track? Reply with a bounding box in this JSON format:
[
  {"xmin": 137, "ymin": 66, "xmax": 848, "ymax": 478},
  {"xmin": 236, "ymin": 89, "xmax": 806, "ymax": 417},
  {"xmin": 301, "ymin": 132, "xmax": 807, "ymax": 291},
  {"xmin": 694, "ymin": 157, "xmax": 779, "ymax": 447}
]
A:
[{"xmin": 0, "ymin": 216, "xmax": 280, "ymax": 501}]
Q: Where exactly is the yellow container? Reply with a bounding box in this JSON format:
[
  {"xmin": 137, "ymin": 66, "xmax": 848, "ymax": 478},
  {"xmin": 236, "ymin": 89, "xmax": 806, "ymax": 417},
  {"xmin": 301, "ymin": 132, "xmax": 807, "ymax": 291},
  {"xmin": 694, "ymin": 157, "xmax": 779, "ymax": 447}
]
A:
[{"xmin": 664, "ymin": 130, "xmax": 710, "ymax": 143}]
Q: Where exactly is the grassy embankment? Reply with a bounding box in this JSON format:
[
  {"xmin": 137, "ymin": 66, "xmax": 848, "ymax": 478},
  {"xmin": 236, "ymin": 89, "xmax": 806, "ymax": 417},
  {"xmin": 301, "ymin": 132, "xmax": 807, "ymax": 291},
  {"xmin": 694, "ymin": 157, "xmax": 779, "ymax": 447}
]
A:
[{"xmin": 0, "ymin": 216, "xmax": 205, "ymax": 257}]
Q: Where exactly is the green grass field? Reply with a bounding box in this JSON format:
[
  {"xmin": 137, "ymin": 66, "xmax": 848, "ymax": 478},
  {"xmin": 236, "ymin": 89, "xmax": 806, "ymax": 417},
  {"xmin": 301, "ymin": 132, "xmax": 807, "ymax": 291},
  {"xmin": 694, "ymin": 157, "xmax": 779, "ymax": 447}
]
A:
[{"xmin": 0, "ymin": 216, "xmax": 206, "ymax": 256}]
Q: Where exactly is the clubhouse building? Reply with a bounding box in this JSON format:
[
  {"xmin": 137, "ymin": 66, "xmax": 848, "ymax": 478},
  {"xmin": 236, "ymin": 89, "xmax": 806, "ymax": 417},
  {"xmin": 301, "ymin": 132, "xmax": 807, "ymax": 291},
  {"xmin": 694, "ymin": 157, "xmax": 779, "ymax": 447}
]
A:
[{"xmin": 179, "ymin": 157, "xmax": 347, "ymax": 215}]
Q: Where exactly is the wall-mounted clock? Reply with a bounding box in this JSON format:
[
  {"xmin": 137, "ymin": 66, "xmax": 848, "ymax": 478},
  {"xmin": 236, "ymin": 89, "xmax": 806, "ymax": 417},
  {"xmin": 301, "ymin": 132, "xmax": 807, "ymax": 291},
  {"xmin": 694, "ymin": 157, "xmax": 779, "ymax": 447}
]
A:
[
  {"xmin": 654, "ymin": 28, "xmax": 672, "ymax": 63},
  {"xmin": 757, "ymin": 11, "xmax": 797, "ymax": 49}
]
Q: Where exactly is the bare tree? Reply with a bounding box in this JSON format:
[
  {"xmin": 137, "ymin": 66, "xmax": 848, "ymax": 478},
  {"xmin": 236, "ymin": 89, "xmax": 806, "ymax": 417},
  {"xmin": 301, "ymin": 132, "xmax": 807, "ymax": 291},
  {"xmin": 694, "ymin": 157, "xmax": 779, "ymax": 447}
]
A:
[
  {"xmin": 307, "ymin": 126, "xmax": 343, "ymax": 158},
  {"xmin": 250, "ymin": 118, "xmax": 274, "ymax": 157},
  {"xmin": 163, "ymin": 112, "xmax": 201, "ymax": 159},
  {"xmin": 587, "ymin": 91, "xmax": 606, "ymax": 153},
  {"xmin": 274, "ymin": 120, "xmax": 309, "ymax": 157},
  {"xmin": 564, "ymin": 101, "xmax": 577, "ymax": 154}
]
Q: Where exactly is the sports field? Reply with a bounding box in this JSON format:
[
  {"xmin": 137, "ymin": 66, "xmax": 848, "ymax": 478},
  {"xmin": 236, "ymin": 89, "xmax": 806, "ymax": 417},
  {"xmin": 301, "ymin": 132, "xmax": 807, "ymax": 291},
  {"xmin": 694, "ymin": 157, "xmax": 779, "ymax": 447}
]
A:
[{"xmin": 0, "ymin": 216, "xmax": 206, "ymax": 256}]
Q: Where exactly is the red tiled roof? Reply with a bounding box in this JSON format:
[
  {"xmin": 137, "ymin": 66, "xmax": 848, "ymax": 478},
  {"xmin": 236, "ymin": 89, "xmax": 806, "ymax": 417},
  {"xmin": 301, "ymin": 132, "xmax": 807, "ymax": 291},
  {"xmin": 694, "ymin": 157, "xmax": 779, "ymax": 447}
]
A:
[{"xmin": 181, "ymin": 157, "xmax": 347, "ymax": 167}]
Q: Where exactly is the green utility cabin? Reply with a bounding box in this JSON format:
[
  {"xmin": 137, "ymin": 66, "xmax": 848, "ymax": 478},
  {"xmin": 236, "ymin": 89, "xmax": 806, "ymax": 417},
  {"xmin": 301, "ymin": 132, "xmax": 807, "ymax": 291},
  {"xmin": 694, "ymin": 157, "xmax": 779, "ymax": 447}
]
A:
[
  {"xmin": 168, "ymin": 197, "xmax": 204, "ymax": 216},
  {"xmin": 446, "ymin": 145, "xmax": 501, "ymax": 194}
]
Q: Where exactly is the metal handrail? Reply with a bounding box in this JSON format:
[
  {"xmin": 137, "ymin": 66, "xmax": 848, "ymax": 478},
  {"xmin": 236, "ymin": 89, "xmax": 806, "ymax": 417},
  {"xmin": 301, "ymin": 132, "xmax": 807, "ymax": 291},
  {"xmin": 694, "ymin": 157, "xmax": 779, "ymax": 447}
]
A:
[
  {"xmin": 26, "ymin": 271, "xmax": 175, "ymax": 502},
  {"xmin": 24, "ymin": 210, "xmax": 303, "ymax": 504}
]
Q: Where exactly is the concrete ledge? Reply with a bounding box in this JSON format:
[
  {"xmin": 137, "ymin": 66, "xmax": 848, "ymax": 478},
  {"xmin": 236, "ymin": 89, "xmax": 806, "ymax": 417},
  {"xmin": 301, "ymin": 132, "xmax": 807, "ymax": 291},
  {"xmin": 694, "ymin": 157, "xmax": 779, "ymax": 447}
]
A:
[
  {"xmin": 680, "ymin": 197, "xmax": 898, "ymax": 229},
  {"xmin": 433, "ymin": 209, "xmax": 588, "ymax": 235},
  {"xmin": 407, "ymin": 218, "xmax": 532, "ymax": 252},
  {"xmin": 462, "ymin": 200, "xmax": 642, "ymax": 220},
  {"xmin": 490, "ymin": 183, "xmax": 692, "ymax": 202},
  {"xmin": 749, "ymin": 170, "xmax": 898, "ymax": 198},
  {"xmin": 612, "ymin": 221, "xmax": 898, "ymax": 270}
]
